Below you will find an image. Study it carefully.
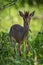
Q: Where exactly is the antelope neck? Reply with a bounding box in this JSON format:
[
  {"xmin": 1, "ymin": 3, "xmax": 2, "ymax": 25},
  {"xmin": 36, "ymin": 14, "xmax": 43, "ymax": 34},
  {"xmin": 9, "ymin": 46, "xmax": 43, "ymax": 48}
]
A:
[{"xmin": 24, "ymin": 23, "xmax": 29, "ymax": 33}]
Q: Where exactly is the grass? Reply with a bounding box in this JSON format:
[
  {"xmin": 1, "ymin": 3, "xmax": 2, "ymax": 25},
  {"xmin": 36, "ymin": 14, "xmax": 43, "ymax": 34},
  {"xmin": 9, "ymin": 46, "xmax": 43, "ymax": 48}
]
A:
[{"xmin": 0, "ymin": 31, "xmax": 43, "ymax": 65}]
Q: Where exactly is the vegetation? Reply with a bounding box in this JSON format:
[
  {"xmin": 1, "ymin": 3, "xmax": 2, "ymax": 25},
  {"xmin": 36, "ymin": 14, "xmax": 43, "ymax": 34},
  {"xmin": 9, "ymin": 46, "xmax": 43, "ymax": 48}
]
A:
[{"xmin": 0, "ymin": 0, "xmax": 43, "ymax": 65}]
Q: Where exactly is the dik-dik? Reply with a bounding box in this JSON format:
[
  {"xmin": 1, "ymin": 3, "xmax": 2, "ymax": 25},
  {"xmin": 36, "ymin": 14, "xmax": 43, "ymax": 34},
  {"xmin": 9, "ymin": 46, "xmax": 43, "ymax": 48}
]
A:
[{"xmin": 9, "ymin": 11, "xmax": 35, "ymax": 56}]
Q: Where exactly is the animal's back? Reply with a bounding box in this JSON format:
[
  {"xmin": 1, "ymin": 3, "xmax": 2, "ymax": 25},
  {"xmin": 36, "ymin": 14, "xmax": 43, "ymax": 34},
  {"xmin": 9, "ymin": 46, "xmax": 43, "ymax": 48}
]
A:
[{"xmin": 10, "ymin": 24, "xmax": 25, "ymax": 43}]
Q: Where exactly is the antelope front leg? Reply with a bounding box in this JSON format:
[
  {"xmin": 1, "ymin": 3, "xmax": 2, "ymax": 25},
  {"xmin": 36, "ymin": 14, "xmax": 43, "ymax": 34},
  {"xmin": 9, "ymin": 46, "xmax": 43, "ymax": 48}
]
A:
[
  {"xmin": 26, "ymin": 42, "xmax": 29, "ymax": 59},
  {"xmin": 18, "ymin": 44, "xmax": 22, "ymax": 56}
]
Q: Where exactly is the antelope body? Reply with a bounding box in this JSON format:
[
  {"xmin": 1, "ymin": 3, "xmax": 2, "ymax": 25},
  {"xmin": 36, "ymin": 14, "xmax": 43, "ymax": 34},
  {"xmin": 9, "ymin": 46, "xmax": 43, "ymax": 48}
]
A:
[
  {"xmin": 10, "ymin": 24, "xmax": 28, "ymax": 43},
  {"xmin": 9, "ymin": 11, "xmax": 35, "ymax": 56}
]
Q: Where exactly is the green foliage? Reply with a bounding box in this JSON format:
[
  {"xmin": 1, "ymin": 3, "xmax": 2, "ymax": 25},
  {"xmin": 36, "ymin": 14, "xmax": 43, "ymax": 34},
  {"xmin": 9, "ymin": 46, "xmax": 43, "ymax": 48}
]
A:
[
  {"xmin": 0, "ymin": 32, "xmax": 14, "ymax": 65},
  {"xmin": 0, "ymin": 31, "xmax": 43, "ymax": 65},
  {"xmin": 33, "ymin": 32, "xmax": 43, "ymax": 61}
]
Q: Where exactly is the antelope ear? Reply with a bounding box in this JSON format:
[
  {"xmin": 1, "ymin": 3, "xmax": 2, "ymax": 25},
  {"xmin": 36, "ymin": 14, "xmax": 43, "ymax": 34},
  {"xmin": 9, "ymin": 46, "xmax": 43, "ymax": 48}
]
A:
[
  {"xmin": 19, "ymin": 11, "xmax": 24, "ymax": 17},
  {"xmin": 30, "ymin": 11, "xmax": 35, "ymax": 17}
]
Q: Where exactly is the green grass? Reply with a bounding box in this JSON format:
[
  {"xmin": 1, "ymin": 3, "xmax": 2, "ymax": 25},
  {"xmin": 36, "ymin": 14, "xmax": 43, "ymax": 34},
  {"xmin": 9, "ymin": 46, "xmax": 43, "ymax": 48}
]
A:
[{"xmin": 0, "ymin": 30, "xmax": 43, "ymax": 65}]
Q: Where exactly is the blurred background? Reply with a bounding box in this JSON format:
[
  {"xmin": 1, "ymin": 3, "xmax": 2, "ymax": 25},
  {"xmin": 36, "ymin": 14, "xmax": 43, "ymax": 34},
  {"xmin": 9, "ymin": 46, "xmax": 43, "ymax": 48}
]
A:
[{"xmin": 0, "ymin": 0, "xmax": 43, "ymax": 65}]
